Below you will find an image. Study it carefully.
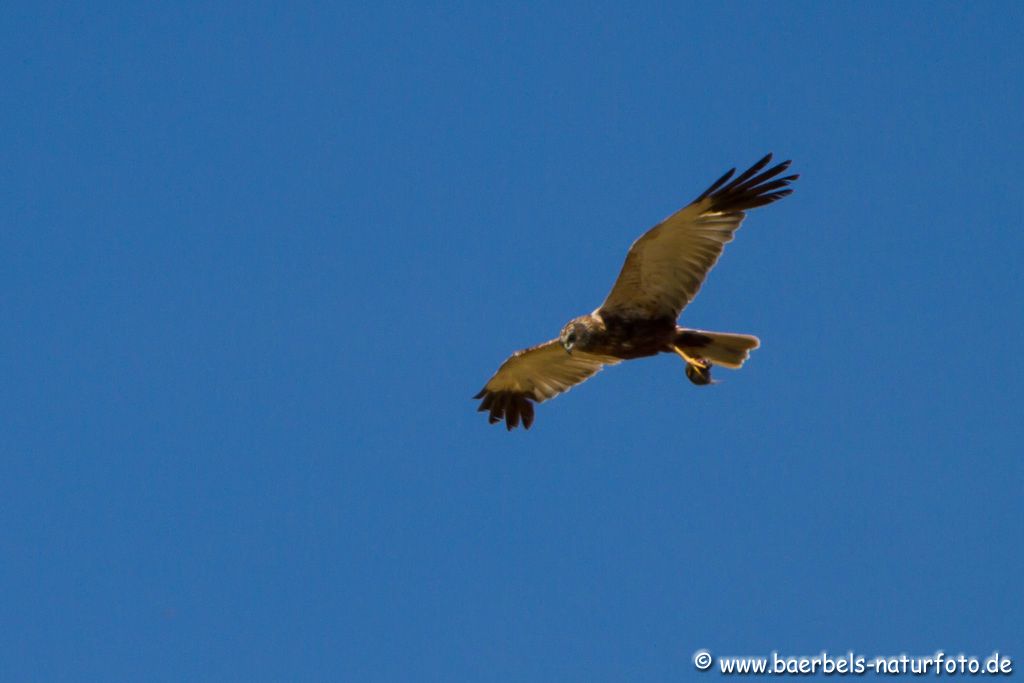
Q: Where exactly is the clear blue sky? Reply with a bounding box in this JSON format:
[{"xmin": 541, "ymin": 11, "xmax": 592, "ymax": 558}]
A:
[{"xmin": 2, "ymin": 2, "xmax": 1022, "ymax": 680}]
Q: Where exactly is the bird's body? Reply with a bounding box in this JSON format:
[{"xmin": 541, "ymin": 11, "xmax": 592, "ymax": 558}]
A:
[
  {"xmin": 475, "ymin": 154, "xmax": 797, "ymax": 430},
  {"xmin": 561, "ymin": 311, "xmax": 676, "ymax": 360}
]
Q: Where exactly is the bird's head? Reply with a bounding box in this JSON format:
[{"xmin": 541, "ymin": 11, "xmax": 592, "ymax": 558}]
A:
[{"xmin": 559, "ymin": 318, "xmax": 590, "ymax": 354}]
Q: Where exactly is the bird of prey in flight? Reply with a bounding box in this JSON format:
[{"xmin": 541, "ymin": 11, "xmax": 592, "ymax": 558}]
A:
[{"xmin": 474, "ymin": 154, "xmax": 797, "ymax": 430}]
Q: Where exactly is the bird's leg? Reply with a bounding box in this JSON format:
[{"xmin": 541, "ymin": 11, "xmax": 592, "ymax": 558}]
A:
[
  {"xmin": 672, "ymin": 346, "xmax": 714, "ymax": 386},
  {"xmin": 672, "ymin": 345, "xmax": 709, "ymax": 368}
]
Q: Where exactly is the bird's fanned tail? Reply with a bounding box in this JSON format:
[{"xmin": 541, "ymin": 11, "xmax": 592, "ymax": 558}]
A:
[{"xmin": 675, "ymin": 329, "xmax": 760, "ymax": 369}]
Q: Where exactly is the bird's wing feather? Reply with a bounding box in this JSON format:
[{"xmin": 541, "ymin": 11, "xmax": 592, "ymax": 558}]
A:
[
  {"xmin": 474, "ymin": 340, "xmax": 621, "ymax": 430},
  {"xmin": 599, "ymin": 154, "xmax": 797, "ymax": 320}
]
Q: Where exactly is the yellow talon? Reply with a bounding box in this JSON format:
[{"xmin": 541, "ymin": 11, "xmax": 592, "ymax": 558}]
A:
[
  {"xmin": 672, "ymin": 345, "xmax": 708, "ymax": 368},
  {"xmin": 673, "ymin": 345, "xmax": 714, "ymax": 385}
]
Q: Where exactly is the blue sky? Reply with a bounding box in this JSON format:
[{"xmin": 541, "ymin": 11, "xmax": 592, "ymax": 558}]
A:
[{"xmin": 2, "ymin": 2, "xmax": 1022, "ymax": 680}]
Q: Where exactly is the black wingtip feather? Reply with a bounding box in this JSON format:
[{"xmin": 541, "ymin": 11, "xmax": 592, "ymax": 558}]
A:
[
  {"xmin": 728, "ymin": 153, "xmax": 773, "ymax": 188},
  {"xmin": 696, "ymin": 167, "xmax": 736, "ymax": 201},
  {"xmin": 521, "ymin": 402, "xmax": 534, "ymax": 429},
  {"xmin": 475, "ymin": 390, "xmax": 536, "ymax": 430},
  {"xmin": 697, "ymin": 153, "xmax": 797, "ymax": 214},
  {"xmin": 506, "ymin": 400, "xmax": 520, "ymax": 430}
]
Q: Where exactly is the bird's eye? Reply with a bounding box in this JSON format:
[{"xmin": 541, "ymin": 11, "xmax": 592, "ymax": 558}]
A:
[{"xmin": 567, "ymin": 333, "xmax": 576, "ymax": 343}]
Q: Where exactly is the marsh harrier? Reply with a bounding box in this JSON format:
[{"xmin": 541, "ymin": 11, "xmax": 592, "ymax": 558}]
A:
[{"xmin": 475, "ymin": 154, "xmax": 797, "ymax": 430}]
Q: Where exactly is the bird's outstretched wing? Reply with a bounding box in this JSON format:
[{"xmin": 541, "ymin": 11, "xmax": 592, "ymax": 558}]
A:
[
  {"xmin": 599, "ymin": 154, "xmax": 797, "ymax": 320},
  {"xmin": 474, "ymin": 340, "xmax": 621, "ymax": 430}
]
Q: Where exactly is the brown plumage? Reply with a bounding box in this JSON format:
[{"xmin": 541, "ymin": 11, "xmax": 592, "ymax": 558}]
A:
[{"xmin": 475, "ymin": 154, "xmax": 797, "ymax": 430}]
